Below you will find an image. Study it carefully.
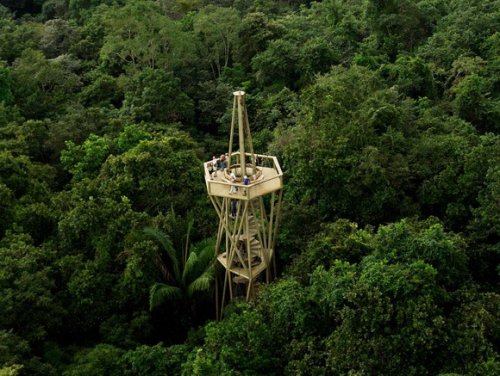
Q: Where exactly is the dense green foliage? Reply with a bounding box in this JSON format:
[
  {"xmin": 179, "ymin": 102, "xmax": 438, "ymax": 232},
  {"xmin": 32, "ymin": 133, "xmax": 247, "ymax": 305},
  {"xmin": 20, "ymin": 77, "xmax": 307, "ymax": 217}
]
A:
[{"xmin": 0, "ymin": 0, "xmax": 498, "ymax": 375}]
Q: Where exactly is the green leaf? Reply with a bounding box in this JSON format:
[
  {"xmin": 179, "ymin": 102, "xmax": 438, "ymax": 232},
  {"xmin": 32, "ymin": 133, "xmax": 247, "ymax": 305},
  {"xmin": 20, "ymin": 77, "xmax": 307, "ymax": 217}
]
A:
[
  {"xmin": 187, "ymin": 267, "xmax": 214, "ymax": 297},
  {"xmin": 143, "ymin": 227, "xmax": 181, "ymax": 283},
  {"xmin": 149, "ymin": 283, "xmax": 182, "ymax": 310}
]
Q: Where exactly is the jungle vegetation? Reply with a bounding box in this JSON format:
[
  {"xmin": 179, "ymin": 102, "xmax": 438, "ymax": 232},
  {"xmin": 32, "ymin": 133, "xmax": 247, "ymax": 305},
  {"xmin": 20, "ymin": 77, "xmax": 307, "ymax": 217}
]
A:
[{"xmin": 0, "ymin": 1, "xmax": 498, "ymax": 375}]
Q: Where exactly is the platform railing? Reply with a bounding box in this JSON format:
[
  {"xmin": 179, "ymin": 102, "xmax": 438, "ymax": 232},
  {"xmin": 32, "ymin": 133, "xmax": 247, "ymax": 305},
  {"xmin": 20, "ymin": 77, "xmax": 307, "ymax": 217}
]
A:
[{"xmin": 204, "ymin": 152, "xmax": 283, "ymax": 200}]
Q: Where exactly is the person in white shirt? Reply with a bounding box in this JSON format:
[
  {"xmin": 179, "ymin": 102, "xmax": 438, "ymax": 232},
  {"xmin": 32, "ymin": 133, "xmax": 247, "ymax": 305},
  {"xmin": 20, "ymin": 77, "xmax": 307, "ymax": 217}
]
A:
[
  {"xmin": 210, "ymin": 155, "xmax": 218, "ymax": 178},
  {"xmin": 229, "ymin": 169, "xmax": 237, "ymax": 194}
]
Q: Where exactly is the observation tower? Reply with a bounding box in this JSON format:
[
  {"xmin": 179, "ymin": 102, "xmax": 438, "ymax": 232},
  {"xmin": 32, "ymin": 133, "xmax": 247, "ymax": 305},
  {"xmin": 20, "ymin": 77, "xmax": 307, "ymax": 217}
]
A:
[{"xmin": 204, "ymin": 91, "xmax": 283, "ymax": 318}]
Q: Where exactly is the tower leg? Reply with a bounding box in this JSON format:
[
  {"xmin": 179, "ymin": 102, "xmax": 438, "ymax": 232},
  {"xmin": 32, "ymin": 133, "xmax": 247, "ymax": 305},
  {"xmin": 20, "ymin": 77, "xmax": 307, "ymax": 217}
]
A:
[
  {"xmin": 246, "ymin": 278, "xmax": 253, "ymax": 301},
  {"xmin": 228, "ymin": 270, "xmax": 233, "ymax": 300},
  {"xmin": 220, "ymin": 269, "xmax": 228, "ymax": 318},
  {"xmin": 215, "ymin": 273, "xmax": 219, "ymax": 320}
]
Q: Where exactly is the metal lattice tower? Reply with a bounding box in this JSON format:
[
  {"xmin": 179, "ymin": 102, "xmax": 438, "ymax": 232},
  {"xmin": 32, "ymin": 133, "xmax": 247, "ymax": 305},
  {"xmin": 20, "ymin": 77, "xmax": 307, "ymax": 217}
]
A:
[{"xmin": 204, "ymin": 91, "xmax": 283, "ymax": 318}]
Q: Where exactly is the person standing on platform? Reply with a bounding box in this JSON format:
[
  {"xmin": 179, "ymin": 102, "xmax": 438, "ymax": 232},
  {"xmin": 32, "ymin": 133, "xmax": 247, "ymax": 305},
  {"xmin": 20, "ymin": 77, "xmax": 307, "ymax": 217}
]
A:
[
  {"xmin": 219, "ymin": 154, "xmax": 226, "ymax": 171},
  {"xmin": 229, "ymin": 169, "xmax": 237, "ymax": 194},
  {"xmin": 231, "ymin": 199, "xmax": 237, "ymax": 218},
  {"xmin": 243, "ymin": 175, "xmax": 250, "ymax": 195},
  {"xmin": 210, "ymin": 155, "xmax": 218, "ymax": 178}
]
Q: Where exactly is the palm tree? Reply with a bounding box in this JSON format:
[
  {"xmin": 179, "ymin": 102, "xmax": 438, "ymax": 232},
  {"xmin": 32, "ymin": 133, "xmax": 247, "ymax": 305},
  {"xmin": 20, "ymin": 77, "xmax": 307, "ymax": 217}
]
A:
[{"xmin": 143, "ymin": 225, "xmax": 215, "ymax": 310}]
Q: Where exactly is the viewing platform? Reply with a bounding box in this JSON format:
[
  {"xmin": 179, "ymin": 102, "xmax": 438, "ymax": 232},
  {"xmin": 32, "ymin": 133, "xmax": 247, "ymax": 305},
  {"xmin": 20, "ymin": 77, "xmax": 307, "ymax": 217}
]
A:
[
  {"xmin": 217, "ymin": 248, "xmax": 273, "ymax": 280},
  {"xmin": 204, "ymin": 152, "xmax": 283, "ymax": 201}
]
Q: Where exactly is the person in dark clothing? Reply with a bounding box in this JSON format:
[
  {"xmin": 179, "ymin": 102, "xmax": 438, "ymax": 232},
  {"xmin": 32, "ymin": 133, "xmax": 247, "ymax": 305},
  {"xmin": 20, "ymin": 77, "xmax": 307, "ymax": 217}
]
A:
[
  {"xmin": 219, "ymin": 154, "xmax": 226, "ymax": 171},
  {"xmin": 231, "ymin": 199, "xmax": 237, "ymax": 218}
]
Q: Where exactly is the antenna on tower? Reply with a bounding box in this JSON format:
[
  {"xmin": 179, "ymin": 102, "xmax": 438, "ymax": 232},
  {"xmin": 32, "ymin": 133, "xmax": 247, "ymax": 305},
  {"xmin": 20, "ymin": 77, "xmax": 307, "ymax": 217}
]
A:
[{"xmin": 227, "ymin": 91, "xmax": 257, "ymax": 177}]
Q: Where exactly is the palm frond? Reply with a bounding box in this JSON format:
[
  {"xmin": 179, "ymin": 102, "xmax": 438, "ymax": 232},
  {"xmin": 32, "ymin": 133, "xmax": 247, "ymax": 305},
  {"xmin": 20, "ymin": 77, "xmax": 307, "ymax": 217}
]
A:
[
  {"xmin": 182, "ymin": 238, "xmax": 216, "ymax": 286},
  {"xmin": 190, "ymin": 243, "xmax": 216, "ymax": 279},
  {"xmin": 192, "ymin": 237, "xmax": 215, "ymax": 258},
  {"xmin": 143, "ymin": 227, "xmax": 181, "ymax": 282},
  {"xmin": 192, "ymin": 238, "xmax": 216, "ymax": 255},
  {"xmin": 155, "ymin": 254, "xmax": 172, "ymax": 281},
  {"xmin": 195, "ymin": 239, "xmax": 216, "ymax": 268},
  {"xmin": 186, "ymin": 267, "xmax": 214, "ymax": 297},
  {"xmin": 182, "ymin": 250, "xmax": 199, "ymax": 286},
  {"xmin": 149, "ymin": 283, "xmax": 182, "ymax": 310}
]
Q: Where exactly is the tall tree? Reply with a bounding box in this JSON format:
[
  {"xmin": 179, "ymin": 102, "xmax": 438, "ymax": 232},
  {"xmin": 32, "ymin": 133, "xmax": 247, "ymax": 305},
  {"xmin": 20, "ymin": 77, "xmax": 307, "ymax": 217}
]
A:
[
  {"xmin": 100, "ymin": 0, "xmax": 195, "ymax": 72},
  {"xmin": 193, "ymin": 5, "xmax": 241, "ymax": 78}
]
